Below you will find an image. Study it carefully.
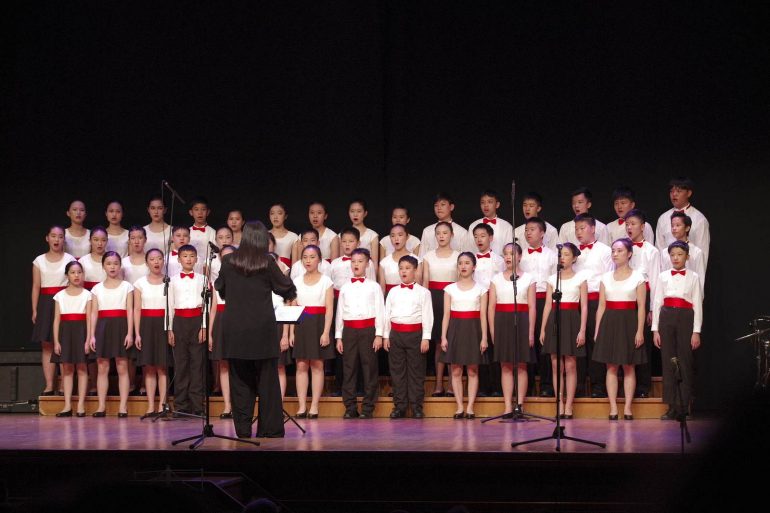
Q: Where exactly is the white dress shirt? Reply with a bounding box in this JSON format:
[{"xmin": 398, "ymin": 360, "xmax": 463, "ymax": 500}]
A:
[
  {"xmin": 651, "ymin": 269, "xmax": 703, "ymax": 333},
  {"xmin": 659, "ymin": 241, "xmax": 706, "ymax": 295},
  {"xmin": 468, "ymin": 216, "xmax": 514, "ymax": 256},
  {"xmin": 383, "ymin": 283, "xmax": 433, "ymax": 339},
  {"xmin": 573, "ymin": 241, "xmax": 614, "ymax": 294},
  {"xmin": 559, "ymin": 219, "xmax": 611, "ymax": 246},
  {"xmin": 628, "ymin": 240, "xmax": 661, "ymax": 300},
  {"xmin": 329, "ymin": 256, "xmax": 377, "ymax": 291},
  {"xmin": 514, "ymin": 221, "xmax": 560, "ymax": 252},
  {"xmin": 606, "ymin": 219, "xmax": 654, "ymax": 245},
  {"xmin": 472, "ymin": 250, "xmax": 505, "ymax": 289},
  {"xmin": 334, "ymin": 278, "xmax": 385, "ymax": 338},
  {"xmin": 518, "ymin": 246, "xmax": 557, "ymax": 294},
  {"xmin": 655, "ymin": 204, "xmax": 710, "ymax": 267}
]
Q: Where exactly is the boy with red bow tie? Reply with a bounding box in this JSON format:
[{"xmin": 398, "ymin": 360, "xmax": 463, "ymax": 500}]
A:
[
  {"xmin": 655, "ymin": 177, "xmax": 710, "ymax": 267},
  {"xmin": 468, "ymin": 190, "xmax": 514, "ymax": 256},
  {"xmin": 188, "ymin": 196, "xmax": 216, "ymax": 271},
  {"xmin": 607, "ymin": 186, "xmax": 655, "ymax": 243}
]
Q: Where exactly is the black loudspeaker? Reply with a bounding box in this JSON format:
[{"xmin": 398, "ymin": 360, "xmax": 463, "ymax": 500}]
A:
[{"xmin": 0, "ymin": 351, "xmax": 42, "ymax": 412}]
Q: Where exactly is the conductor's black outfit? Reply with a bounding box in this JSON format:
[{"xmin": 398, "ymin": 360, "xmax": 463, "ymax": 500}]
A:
[{"xmin": 215, "ymin": 256, "xmax": 296, "ymax": 438}]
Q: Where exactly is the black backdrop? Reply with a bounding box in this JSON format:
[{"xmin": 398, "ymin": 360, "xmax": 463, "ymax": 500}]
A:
[{"xmin": 4, "ymin": 1, "xmax": 768, "ymax": 409}]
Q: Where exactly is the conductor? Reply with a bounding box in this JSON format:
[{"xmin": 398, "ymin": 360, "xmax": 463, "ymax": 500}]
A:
[{"xmin": 215, "ymin": 221, "xmax": 297, "ymax": 438}]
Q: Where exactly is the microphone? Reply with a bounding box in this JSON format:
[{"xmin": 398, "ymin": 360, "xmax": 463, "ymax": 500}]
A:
[
  {"xmin": 671, "ymin": 357, "xmax": 681, "ymax": 381},
  {"xmin": 162, "ymin": 180, "xmax": 186, "ymax": 204},
  {"xmin": 511, "ymin": 179, "xmax": 516, "ymax": 201},
  {"xmin": 208, "ymin": 241, "xmax": 220, "ymax": 254}
]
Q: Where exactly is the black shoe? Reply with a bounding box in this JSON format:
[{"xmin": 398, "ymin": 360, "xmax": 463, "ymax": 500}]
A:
[
  {"xmin": 358, "ymin": 411, "xmax": 373, "ymax": 419},
  {"xmin": 444, "ymin": 390, "xmax": 455, "ymax": 397},
  {"xmin": 490, "ymin": 391, "xmax": 503, "ymax": 397},
  {"xmin": 389, "ymin": 409, "xmax": 405, "ymax": 419},
  {"xmin": 591, "ymin": 391, "xmax": 608, "ymax": 398},
  {"xmin": 465, "ymin": 413, "xmax": 475, "ymax": 420},
  {"xmin": 539, "ymin": 389, "xmax": 555, "ymax": 398},
  {"xmin": 41, "ymin": 390, "xmax": 55, "ymax": 397},
  {"xmin": 55, "ymin": 391, "xmax": 64, "ymax": 396},
  {"xmin": 453, "ymin": 412, "xmax": 464, "ymax": 420},
  {"xmin": 660, "ymin": 407, "xmax": 676, "ymax": 421},
  {"xmin": 87, "ymin": 390, "xmax": 97, "ymax": 397},
  {"xmin": 430, "ymin": 391, "xmax": 444, "ymax": 397},
  {"xmin": 635, "ymin": 391, "xmax": 649, "ymax": 399},
  {"xmin": 117, "ymin": 412, "xmax": 128, "ymax": 418},
  {"xmin": 502, "ymin": 412, "xmax": 514, "ymax": 420},
  {"xmin": 412, "ymin": 409, "xmax": 424, "ymax": 419},
  {"xmin": 608, "ymin": 414, "xmax": 619, "ymax": 421},
  {"xmin": 92, "ymin": 411, "xmax": 106, "ymax": 418},
  {"xmin": 308, "ymin": 413, "xmax": 319, "ymax": 419},
  {"xmin": 343, "ymin": 410, "xmax": 359, "ymax": 419},
  {"xmin": 559, "ymin": 414, "xmax": 574, "ymax": 419},
  {"xmin": 76, "ymin": 412, "xmax": 86, "ymax": 418},
  {"xmin": 55, "ymin": 410, "xmax": 72, "ymax": 418},
  {"xmin": 477, "ymin": 391, "xmax": 489, "ymax": 398},
  {"xmin": 295, "ymin": 411, "xmax": 308, "ymax": 419},
  {"xmin": 236, "ymin": 432, "xmax": 252, "ymax": 438},
  {"xmin": 219, "ymin": 411, "xmax": 233, "ymax": 419},
  {"xmin": 624, "ymin": 414, "xmax": 634, "ymax": 421},
  {"xmin": 513, "ymin": 405, "xmax": 523, "ymax": 416},
  {"xmin": 387, "ymin": 392, "xmax": 394, "ymax": 397}
]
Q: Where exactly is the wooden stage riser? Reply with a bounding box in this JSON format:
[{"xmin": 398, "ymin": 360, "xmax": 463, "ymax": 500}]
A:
[{"xmin": 39, "ymin": 396, "xmax": 669, "ymax": 418}]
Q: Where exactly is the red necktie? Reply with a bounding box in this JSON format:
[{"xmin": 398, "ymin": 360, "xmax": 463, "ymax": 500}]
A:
[
  {"xmin": 171, "ymin": 251, "xmax": 178, "ymax": 256},
  {"xmin": 180, "ymin": 273, "xmax": 194, "ymax": 279},
  {"xmin": 671, "ymin": 270, "xmax": 686, "ymax": 276},
  {"xmin": 617, "ymin": 218, "xmax": 625, "ymax": 225},
  {"xmin": 476, "ymin": 253, "xmax": 491, "ymax": 259},
  {"xmin": 528, "ymin": 247, "xmax": 542, "ymax": 254},
  {"xmin": 342, "ymin": 256, "xmax": 351, "ymax": 261},
  {"xmin": 632, "ymin": 241, "xmax": 644, "ymax": 248},
  {"xmin": 191, "ymin": 226, "xmax": 206, "ymax": 232},
  {"xmin": 579, "ymin": 243, "xmax": 594, "ymax": 250},
  {"xmin": 351, "ymin": 278, "xmax": 364, "ymax": 283},
  {"xmin": 483, "ymin": 218, "xmax": 497, "ymax": 225},
  {"xmin": 400, "ymin": 283, "xmax": 414, "ymax": 289}
]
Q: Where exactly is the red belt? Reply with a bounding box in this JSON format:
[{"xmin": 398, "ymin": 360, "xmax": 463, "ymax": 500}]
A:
[
  {"xmin": 536, "ymin": 292, "xmax": 547, "ymax": 299},
  {"xmin": 645, "ymin": 282, "xmax": 650, "ymax": 291},
  {"xmin": 334, "ymin": 289, "xmax": 340, "ymax": 298},
  {"xmin": 84, "ymin": 281, "xmax": 99, "ymax": 290},
  {"xmin": 385, "ymin": 284, "xmax": 397, "ymax": 293},
  {"xmin": 450, "ymin": 310, "xmax": 480, "ymax": 319},
  {"xmin": 606, "ymin": 301, "xmax": 637, "ymax": 310},
  {"xmin": 556, "ymin": 302, "xmax": 579, "ymax": 310},
  {"xmin": 587, "ymin": 292, "xmax": 600, "ymax": 301},
  {"xmin": 343, "ymin": 318, "xmax": 375, "ymax": 328},
  {"xmin": 217, "ymin": 304, "xmax": 226, "ymax": 312},
  {"xmin": 663, "ymin": 298, "xmax": 693, "ymax": 309},
  {"xmin": 141, "ymin": 309, "xmax": 165, "ymax": 317},
  {"xmin": 99, "ymin": 309, "xmax": 127, "ymax": 318},
  {"xmin": 496, "ymin": 304, "xmax": 528, "ymax": 312},
  {"xmin": 303, "ymin": 306, "xmax": 326, "ymax": 315},
  {"xmin": 428, "ymin": 281, "xmax": 453, "ymax": 290},
  {"xmin": 391, "ymin": 322, "xmax": 422, "ymax": 333},
  {"xmin": 279, "ymin": 256, "xmax": 291, "ymax": 267},
  {"xmin": 175, "ymin": 308, "xmax": 202, "ymax": 317},
  {"xmin": 61, "ymin": 314, "xmax": 87, "ymax": 321},
  {"xmin": 40, "ymin": 286, "xmax": 66, "ymax": 295}
]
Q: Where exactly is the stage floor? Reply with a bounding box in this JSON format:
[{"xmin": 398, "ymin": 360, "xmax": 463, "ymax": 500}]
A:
[{"xmin": 0, "ymin": 413, "xmax": 718, "ymax": 453}]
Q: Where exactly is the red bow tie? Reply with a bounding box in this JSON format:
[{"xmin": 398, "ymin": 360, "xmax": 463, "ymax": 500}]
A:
[
  {"xmin": 476, "ymin": 253, "xmax": 491, "ymax": 259},
  {"xmin": 579, "ymin": 243, "xmax": 594, "ymax": 250},
  {"xmin": 528, "ymin": 247, "xmax": 542, "ymax": 254},
  {"xmin": 400, "ymin": 283, "xmax": 414, "ymax": 289},
  {"xmin": 483, "ymin": 218, "xmax": 496, "ymax": 225},
  {"xmin": 671, "ymin": 270, "xmax": 686, "ymax": 276},
  {"xmin": 191, "ymin": 226, "xmax": 206, "ymax": 232},
  {"xmin": 632, "ymin": 241, "xmax": 644, "ymax": 248},
  {"xmin": 180, "ymin": 273, "xmax": 194, "ymax": 279},
  {"xmin": 171, "ymin": 250, "xmax": 178, "ymax": 256},
  {"xmin": 618, "ymin": 218, "xmax": 625, "ymax": 225},
  {"xmin": 351, "ymin": 277, "xmax": 364, "ymax": 283},
  {"xmin": 342, "ymin": 256, "xmax": 351, "ymax": 261}
]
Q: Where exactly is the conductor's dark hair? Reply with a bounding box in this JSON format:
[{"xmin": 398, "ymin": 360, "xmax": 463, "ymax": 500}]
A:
[
  {"xmin": 390, "ymin": 223, "xmax": 409, "ymax": 236},
  {"xmin": 570, "ymin": 186, "xmax": 593, "ymax": 201},
  {"xmin": 457, "ymin": 251, "xmax": 477, "ymax": 266},
  {"xmin": 128, "ymin": 225, "xmax": 146, "ymax": 238},
  {"xmin": 351, "ymin": 248, "xmax": 370, "ymax": 261},
  {"xmin": 668, "ymin": 241, "xmax": 690, "ymax": 254},
  {"xmin": 349, "ymin": 198, "xmax": 368, "ymax": 211},
  {"xmin": 230, "ymin": 221, "xmax": 271, "ymax": 275},
  {"xmin": 624, "ymin": 208, "xmax": 646, "ymax": 224},
  {"xmin": 190, "ymin": 196, "xmax": 210, "ymax": 209},
  {"xmin": 268, "ymin": 232, "xmax": 276, "ymax": 245},
  {"xmin": 433, "ymin": 192, "xmax": 454, "ymax": 205},
  {"xmin": 145, "ymin": 248, "xmax": 163, "ymax": 261},
  {"xmin": 612, "ymin": 238, "xmax": 634, "ymax": 253},
  {"xmin": 670, "ymin": 212, "xmax": 692, "ymax": 230},
  {"xmin": 611, "ymin": 185, "xmax": 636, "ymax": 202},
  {"xmin": 574, "ymin": 213, "xmax": 596, "ymax": 227},
  {"xmin": 398, "ymin": 255, "xmax": 419, "ymax": 269},
  {"xmin": 472, "ymin": 223, "xmax": 494, "ymax": 236},
  {"xmin": 339, "ymin": 226, "xmax": 361, "ymax": 240},
  {"xmin": 525, "ymin": 217, "xmax": 547, "ymax": 233},
  {"xmin": 64, "ymin": 260, "xmax": 84, "ymax": 275},
  {"xmin": 522, "ymin": 191, "xmax": 543, "ymax": 206},
  {"xmin": 220, "ymin": 245, "xmax": 237, "ymax": 254},
  {"xmin": 559, "ymin": 242, "xmax": 582, "ymax": 258},
  {"xmin": 90, "ymin": 226, "xmax": 108, "ymax": 238},
  {"xmin": 300, "ymin": 228, "xmax": 320, "ymax": 240},
  {"xmin": 669, "ymin": 177, "xmax": 695, "ymax": 191},
  {"xmin": 101, "ymin": 251, "xmax": 122, "ymax": 265},
  {"xmin": 435, "ymin": 221, "xmax": 454, "ymax": 234},
  {"xmin": 480, "ymin": 189, "xmax": 500, "ymax": 202}
]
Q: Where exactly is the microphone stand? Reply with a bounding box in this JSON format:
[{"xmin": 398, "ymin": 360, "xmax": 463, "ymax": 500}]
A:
[
  {"xmin": 484, "ymin": 179, "xmax": 549, "ymax": 424},
  {"xmin": 171, "ymin": 242, "xmax": 258, "ymax": 448},
  {"xmin": 512, "ymin": 246, "xmax": 605, "ymax": 451},
  {"xmin": 671, "ymin": 357, "xmax": 691, "ymax": 455},
  {"xmin": 144, "ymin": 180, "xmax": 183, "ymax": 422}
]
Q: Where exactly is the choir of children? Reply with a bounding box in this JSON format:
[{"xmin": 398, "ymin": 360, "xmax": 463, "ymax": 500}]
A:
[{"xmin": 32, "ymin": 178, "xmax": 708, "ymax": 421}]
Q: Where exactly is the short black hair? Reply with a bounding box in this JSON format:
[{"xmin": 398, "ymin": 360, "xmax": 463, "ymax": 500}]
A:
[
  {"xmin": 351, "ymin": 247, "xmax": 370, "ymax": 261},
  {"xmin": 128, "ymin": 225, "xmax": 147, "ymax": 237},
  {"xmin": 669, "ymin": 177, "xmax": 695, "ymax": 191},
  {"xmin": 349, "ymin": 198, "xmax": 368, "ymax": 211},
  {"xmin": 300, "ymin": 228, "xmax": 320, "ymax": 240},
  {"xmin": 339, "ymin": 226, "xmax": 361, "ymax": 240},
  {"xmin": 457, "ymin": 251, "xmax": 477, "ymax": 266},
  {"xmin": 177, "ymin": 244, "xmax": 197, "ymax": 256},
  {"xmin": 190, "ymin": 196, "xmax": 210, "ymax": 209},
  {"xmin": 480, "ymin": 189, "xmax": 500, "ymax": 202},
  {"xmin": 571, "ymin": 186, "xmax": 593, "ymax": 201},
  {"xmin": 434, "ymin": 221, "xmax": 453, "ymax": 234},
  {"xmin": 624, "ymin": 208, "xmax": 646, "ymax": 224},
  {"xmin": 172, "ymin": 225, "xmax": 190, "ymax": 235},
  {"xmin": 391, "ymin": 205, "xmax": 410, "ymax": 217},
  {"xmin": 522, "ymin": 191, "xmax": 543, "ymax": 206},
  {"xmin": 574, "ymin": 213, "xmax": 596, "ymax": 227},
  {"xmin": 398, "ymin": 255, "xmax": 419, "ymax": 269},
  {"xmin": 670, "ymin": 211, "xmax": 692, "ymax": 229},
  {"xmin": 611, "ymin": 185, "xmax": 636, "ymax": 202},
  {"xmin": 559, "ymin": 242, "xmax": 582, "ymax": 258},
  {"xmin": 101, "ymin": 251, "xmax": 122, "ymax": 265},
  {"xmin": 433, "ymin": 192, "xmax": 454, "ymax": 205},
  {"xmin": 525, "ymin": 217, "xmax": 546, "ymax": 233},
  {"xmin": 668, "ymin": 241, "xmax": 690, "ymax": 254},
  {"xmin": 472, "ymin": 223, "xmax": 494, "ymax": 236}
]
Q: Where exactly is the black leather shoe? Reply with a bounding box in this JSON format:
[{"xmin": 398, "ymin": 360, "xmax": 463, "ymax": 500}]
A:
[
  {"xmin": 219, "ymin": 411, "xmax": 233, "ymax": 419},
  {"xmin": 430, "ymin": 391, "xmax": 444, "ymax": 397},
  {"xmin": 55, "ymin": 410, "xmax": 72, "ymax": 417},
  {"xmin": 41, "ymin": 390, "xmax": 55, "ymax": 397},
  {"xmin": 308, "ymin": 413, "xmax": 319, "ymax": 419},
  {"xmin": 118, "ymin": 412, "xmax": 128, "ymax": 418},
  {"xmin": 358, "ymin": 411, "xmax": 373, "ymax": 419},
  {"xmin": 92, "ymin": 411, "xmax": 106, "ymax": 418},
  {"xmin": 660, "ymin": 408, "xmax": 676, "ymax": 421},
  {"xmin": 295, "ymin": 411, "xmax": 308, "ymax": 419},
  {"xmin": 502, "ymin": 412, "xmax": 514, "ymax": 420},
  {"xmin": 513, "ymin": 405, "xmax": 523, "ymax": 415},
  {"xmin": 453, "ymin": 412, "xmax": 464, "ymax": 420},
  {"xmin": 412, "ymin": 409, "xmax": 424, "ymax": 419},
  {"xmin": 560, "ymin": 414, "xmax": 574, "ymax": 419},
  {"xmin": 76, "ymin": 411, "xmax": 86, "ymax": 418},
  {"xmin": 465, "ymin": 413, "xmax": 475, "ymax": 420},
  {"xmin": 624, "ymin": 414, "xmax": 634, "ymax": 421},
  {"xmin": 236, "ymin": 432, "xmax": 252, "ymax": 438},
  {"xmin": 444, "ymin": 390, "xmax": 455, "ymax": 397},
  {"xmin": 490, "ymin": 391, "xmax": 503, "ymax": 397},
  {"xmin": 608, "ymin": 414, "xmax": 619, "ymax": 421},
  {"xmin": 389, "ymin": 409, "xmax": 405, "ymax": 419},
  {"xmin": 343, "ymin": 410, "xmax": 359, "ymax": 419}
]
